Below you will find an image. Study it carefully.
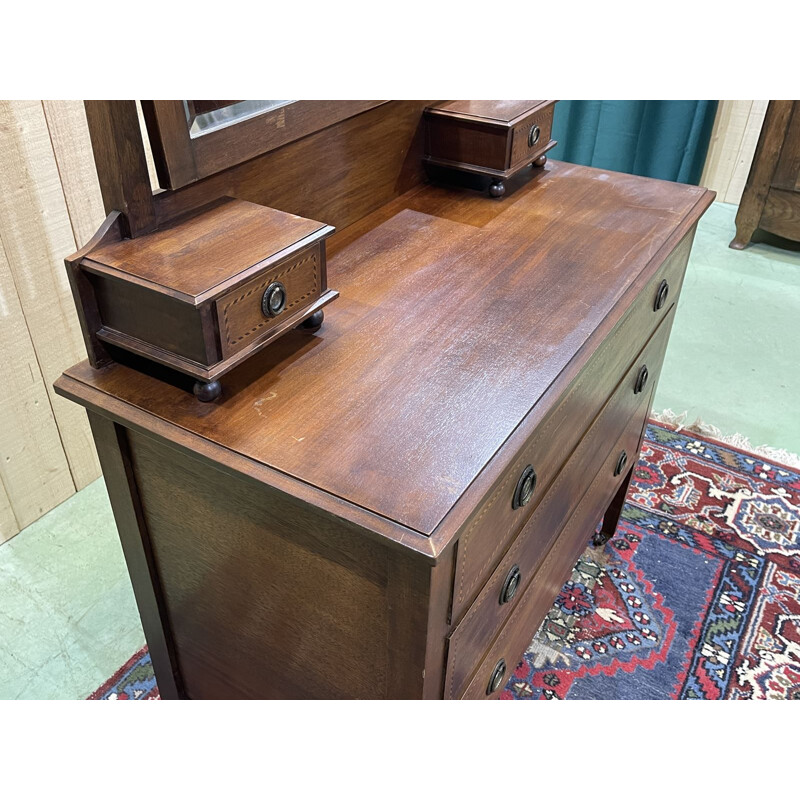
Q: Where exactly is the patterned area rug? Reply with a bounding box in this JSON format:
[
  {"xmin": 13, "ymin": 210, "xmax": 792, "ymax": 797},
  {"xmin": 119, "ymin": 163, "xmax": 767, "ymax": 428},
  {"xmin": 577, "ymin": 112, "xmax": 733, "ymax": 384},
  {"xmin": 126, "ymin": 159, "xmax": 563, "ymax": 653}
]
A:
[{"xmin": 88, "ymin": 422, "xmax": 800, "ymax": 700}]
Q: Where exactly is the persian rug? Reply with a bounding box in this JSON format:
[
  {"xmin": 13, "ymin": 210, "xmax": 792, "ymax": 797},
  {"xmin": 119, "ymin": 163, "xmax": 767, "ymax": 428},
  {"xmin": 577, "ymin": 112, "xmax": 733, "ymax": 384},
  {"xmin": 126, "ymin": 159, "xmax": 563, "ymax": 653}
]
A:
[{"xmin": 88, "ymin": 422, "xmax": 800, "ymax": 700}]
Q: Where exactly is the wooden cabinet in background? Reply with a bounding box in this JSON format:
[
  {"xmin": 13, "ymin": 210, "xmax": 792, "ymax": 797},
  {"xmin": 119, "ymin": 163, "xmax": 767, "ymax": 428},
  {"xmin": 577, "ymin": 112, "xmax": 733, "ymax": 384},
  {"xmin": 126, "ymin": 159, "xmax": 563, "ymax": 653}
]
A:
[{"xmin": 731, "ymin": 100, "xmax": 800, "ymax": 249}]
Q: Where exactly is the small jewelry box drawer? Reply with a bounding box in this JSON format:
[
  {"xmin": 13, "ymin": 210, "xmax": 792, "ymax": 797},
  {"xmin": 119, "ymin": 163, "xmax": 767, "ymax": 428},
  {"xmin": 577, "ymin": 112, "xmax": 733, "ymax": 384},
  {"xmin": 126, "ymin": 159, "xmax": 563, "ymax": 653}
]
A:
[
  {"xmin": 423, "ymin": 101, "xmax": 558, "ymax": 196},
  {"xmin": 79, "ymin": 197, "xmax": 337, "ymax": 400},
  {"xmin": 217, "ymin": 242, "xmax": 323, "ymax": 359}
]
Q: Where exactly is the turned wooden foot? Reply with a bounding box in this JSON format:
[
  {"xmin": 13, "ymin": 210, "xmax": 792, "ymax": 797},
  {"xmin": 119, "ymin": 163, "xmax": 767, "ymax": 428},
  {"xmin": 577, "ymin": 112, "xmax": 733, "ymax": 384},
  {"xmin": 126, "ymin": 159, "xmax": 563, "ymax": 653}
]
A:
[
  {"xmin": 592, "ymin": 529, "xmax": 612, "ymax": 548},
  {"xmin": 532, "ymin": 154, "xmax": 547, "ymax": 168},
  {"xmin": 193, "ymin": 379, "xmax": 222, "ymax": 402},
  {"xmin": 489, "ymin": 181, "xmax": 505, "ymax": 198},
  {"xmin": 298, "ymin": 309, "xmax": 325, "ymax": 332}
]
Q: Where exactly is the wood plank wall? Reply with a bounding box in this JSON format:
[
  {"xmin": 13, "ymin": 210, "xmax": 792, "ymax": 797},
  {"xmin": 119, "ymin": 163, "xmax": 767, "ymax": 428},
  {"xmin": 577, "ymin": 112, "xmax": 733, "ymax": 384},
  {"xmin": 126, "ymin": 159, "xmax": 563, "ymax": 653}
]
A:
[
  {"xmin": 701, "ymin": 101, "xmax": 769, "ymax": 204},
  {"xmin": 0, "ymin": 100, "xmax": 105, "ymax": 542},
  {"xmin": 0, "ymin": 99, "xmax": 770, "ymax": 544}
]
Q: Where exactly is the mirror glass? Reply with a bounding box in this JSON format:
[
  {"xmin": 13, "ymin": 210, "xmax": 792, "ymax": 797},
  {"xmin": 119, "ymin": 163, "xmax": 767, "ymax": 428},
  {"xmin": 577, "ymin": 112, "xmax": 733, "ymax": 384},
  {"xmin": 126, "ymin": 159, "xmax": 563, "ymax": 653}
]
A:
[{"xmin": 185, "ymin": 100, "xmax": 295, "ymax": 138}]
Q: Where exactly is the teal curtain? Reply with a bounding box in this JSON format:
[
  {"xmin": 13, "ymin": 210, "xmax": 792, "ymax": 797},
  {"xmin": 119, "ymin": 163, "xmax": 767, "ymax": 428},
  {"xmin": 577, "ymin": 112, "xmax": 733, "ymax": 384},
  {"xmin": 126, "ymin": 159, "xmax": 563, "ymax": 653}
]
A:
[{"xmin": 550, "ymin": 101, "xmax": 718, "ymax": 185}]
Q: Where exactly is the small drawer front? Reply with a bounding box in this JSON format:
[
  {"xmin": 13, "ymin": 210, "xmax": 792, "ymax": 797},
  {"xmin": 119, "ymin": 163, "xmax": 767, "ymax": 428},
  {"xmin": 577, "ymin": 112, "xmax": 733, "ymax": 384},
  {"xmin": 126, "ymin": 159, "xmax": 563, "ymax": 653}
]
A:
[
  {"xmin": 445, "ymin": 308, "xmax": 673, "ymax": 699},
  {"xmin": 460, "ymin": 396, "xmax": 652, "ymax": 700},
  {"xmin": 509, "ymin": 104, "xmax": 555, "ymax": 169},
  {"xmin": 450, "ymin": 226, "xmax": 695, "ymax": 623},
  {"xmin": 217, "ymin": 243, "xmax": 322, "ymax": 358}
]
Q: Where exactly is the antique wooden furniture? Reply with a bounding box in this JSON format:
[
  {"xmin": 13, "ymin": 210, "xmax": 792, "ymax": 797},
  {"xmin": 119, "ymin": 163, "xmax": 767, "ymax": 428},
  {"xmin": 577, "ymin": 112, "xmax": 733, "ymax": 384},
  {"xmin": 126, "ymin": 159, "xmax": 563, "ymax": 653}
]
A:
[
  {"xmin": 68, "ymin": 197, "xmax": 336, "ymax": 400},
  {"xmin": 55, "ymin": 101, "xmax": 713, "ymax": 699},
  {"xmin": 424, "ymin": 101, "xmax": 557, "ymax": 197},
  {"xmin": 731, "ymin": 100, "xmax": 800, "ymax": 249}
]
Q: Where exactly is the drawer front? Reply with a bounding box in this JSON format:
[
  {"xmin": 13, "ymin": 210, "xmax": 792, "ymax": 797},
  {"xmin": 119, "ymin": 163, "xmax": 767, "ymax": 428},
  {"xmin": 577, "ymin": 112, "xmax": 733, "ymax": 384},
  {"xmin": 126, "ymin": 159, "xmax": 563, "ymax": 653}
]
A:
[
  {"xmin": 461, "ymin": 398, "xmax": 652, "ymax": 700},
  {"xmin": 509, "ymin": 103, "xmax": 555, "ymax": 169},
  {"xmin": 445, "ymin": 308, "xmax": 673, "ymax": 699},
  {"xmin": 217, "ymin": 243, "xmax": 322, "ymax": 358},
  {"xmin": 450, "ymin": 227, "xmax": 694, "ymax": 622}
]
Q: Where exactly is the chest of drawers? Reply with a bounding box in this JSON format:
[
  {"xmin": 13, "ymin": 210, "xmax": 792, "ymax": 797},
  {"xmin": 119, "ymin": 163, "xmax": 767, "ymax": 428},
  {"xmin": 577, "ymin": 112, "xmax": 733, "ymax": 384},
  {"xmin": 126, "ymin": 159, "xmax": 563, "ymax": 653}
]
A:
[{"xmin": 55, "ymin": 160, "xmax": 713, "ymax": 699}]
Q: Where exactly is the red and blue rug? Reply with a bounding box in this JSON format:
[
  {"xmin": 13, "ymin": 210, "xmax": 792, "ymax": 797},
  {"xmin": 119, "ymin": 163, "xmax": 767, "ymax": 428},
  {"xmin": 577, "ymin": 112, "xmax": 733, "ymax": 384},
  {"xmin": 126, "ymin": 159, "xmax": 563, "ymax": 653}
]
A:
[{"xmin": 89, "ymin": 421, "xmax": 800, "ymax": 700}]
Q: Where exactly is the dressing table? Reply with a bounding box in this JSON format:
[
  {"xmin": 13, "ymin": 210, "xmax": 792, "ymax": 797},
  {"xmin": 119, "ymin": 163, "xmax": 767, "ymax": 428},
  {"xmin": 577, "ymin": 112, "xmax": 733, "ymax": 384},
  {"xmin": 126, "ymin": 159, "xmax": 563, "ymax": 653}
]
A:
[{"xmin": 55, "ymin": 101, "xmax": 713, "ymax": 699}]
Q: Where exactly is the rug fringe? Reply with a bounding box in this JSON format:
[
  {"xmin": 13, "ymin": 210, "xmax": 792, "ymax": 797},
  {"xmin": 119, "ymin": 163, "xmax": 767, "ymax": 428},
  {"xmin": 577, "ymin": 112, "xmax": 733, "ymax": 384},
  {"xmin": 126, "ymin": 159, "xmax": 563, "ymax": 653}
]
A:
[{"xmin": 650, "ymin": 409, "xmax": 800, "ymax": 470}]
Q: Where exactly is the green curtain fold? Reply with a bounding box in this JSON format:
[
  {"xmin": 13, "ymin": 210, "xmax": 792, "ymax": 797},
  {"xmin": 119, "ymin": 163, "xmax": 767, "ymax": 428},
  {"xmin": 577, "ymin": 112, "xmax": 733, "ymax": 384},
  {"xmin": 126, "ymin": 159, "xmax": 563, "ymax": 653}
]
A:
[{"xmin": 549, "ymin": 101, "xmax": 718, "ymax": 185}]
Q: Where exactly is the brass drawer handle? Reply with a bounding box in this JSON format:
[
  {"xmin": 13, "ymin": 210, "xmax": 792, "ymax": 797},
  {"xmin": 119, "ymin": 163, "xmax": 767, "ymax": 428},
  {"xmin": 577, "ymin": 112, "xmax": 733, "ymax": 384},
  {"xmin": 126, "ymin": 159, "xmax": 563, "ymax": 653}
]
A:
[
  {"xmin": 654, "ymin": 279, "xmax": 669, "ymax": 311},
  {"xmin": 528, "ymin": 123, "xmax": 541, "ymax": 148},
  {"xmin": 614, "ymin": 450, "xmax": 628, "ymax": 477},
  {"xmin": 262, "ymin": 281, "xmax": 287, "ymax": 318},
  {"xmin": 500, "ymin": 565, "xmax": 521, "ymax": 605},
  {"xmin": 634, "ymin": 364, "xmax": 649, "ymax": 395},
  {"xmin": 512, "ymin": 465, "xmax": 537, "ymax": 509},
  {"xmin": 486, "ymin": 658, "xmax": 507, "ymax": 696}
]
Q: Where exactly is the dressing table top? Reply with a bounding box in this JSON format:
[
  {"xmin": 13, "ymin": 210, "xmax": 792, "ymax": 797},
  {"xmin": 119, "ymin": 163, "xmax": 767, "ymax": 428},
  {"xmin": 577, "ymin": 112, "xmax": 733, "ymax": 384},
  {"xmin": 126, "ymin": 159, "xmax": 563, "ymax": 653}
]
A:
[{"xmin": 57, "ymin": 161, "xmax": 712, "ymax": 544}]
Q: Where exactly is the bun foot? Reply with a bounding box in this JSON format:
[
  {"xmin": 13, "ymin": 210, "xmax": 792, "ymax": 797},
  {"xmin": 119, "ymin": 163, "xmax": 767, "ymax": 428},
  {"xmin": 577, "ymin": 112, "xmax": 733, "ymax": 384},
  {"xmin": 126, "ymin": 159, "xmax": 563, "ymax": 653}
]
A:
[
  {"xmin": 533, "ymin": 154, "xmax": 547, "ymax": 168},
  {"xmin": 592, "ymin": 531, "xmax": 612, "ymax": 548},
  {"xmin": 193, "ymin": 379, "xmax": 222, "ymax": 402},
  {"xmin": 297, "ymin": 310, "xmax": 325, "ymax": 332},
  {"xmin": 489, "ymin": 181, "xmax": 506, "ymax": 198}
]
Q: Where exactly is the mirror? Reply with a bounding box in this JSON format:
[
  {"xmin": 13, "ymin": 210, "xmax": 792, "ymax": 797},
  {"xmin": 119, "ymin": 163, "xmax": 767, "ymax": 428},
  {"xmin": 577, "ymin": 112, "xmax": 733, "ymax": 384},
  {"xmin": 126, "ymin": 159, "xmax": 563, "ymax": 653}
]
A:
[{"xmin": 185, "ymin": 100, "xmax": 295, "ymax": 138}]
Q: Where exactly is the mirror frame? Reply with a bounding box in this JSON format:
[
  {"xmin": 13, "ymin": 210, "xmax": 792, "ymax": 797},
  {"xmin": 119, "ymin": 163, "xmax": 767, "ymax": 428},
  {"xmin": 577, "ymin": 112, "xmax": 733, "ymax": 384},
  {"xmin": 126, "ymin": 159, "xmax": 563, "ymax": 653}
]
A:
[{"xmin": 140, "ymin": 100, "xmax": 388, "ymax": 189}]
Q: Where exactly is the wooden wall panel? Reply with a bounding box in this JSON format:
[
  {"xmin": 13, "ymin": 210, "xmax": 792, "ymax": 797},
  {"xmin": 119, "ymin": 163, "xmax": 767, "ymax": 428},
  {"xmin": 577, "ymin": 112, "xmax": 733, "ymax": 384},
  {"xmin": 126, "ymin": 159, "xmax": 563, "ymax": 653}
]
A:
[
  {"xmin": 0, "ymin": 236, "xmax": 74, "ymax": 539},
  {"xmin": 42, "ymin": 100, "xmax": 106, "ymax": 248},
  {"xmin": 0, "ymin": 479, "xmax": 18, "ymax": 542},
  {"xmin": 0, "ymin": 100, "xmax": 101, "ymax": 541},
  {"xmin": 701, "ymin": 101, "xmax": 768, "ymax": 204}
]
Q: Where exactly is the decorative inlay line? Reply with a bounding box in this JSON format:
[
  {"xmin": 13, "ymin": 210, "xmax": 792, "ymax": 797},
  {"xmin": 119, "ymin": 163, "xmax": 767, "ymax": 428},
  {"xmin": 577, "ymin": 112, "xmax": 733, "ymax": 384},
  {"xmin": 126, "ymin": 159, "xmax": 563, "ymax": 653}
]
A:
[{"xmin": 221, "ymin": 252, "xmax": 318, "ymax": 347}]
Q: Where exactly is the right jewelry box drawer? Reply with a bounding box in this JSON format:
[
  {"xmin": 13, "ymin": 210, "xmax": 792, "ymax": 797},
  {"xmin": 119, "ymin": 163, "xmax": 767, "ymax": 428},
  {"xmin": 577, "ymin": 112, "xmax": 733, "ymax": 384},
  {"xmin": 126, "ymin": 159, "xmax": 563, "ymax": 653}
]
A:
[
  {"xmin": 450, "ymin": 228, "xmax": 695, "ymax": 623},
  {"xmin": 445, "ymin": 304, "xmax": 676, "ymax": 700}
]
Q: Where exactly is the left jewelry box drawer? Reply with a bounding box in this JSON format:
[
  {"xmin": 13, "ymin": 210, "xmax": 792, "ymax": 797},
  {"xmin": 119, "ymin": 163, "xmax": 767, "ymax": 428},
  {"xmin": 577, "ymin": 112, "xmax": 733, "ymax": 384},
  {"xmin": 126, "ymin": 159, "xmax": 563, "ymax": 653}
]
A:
[{"xmin": 73, "ymin": 197, "xmax": 338, "ymax": 397}]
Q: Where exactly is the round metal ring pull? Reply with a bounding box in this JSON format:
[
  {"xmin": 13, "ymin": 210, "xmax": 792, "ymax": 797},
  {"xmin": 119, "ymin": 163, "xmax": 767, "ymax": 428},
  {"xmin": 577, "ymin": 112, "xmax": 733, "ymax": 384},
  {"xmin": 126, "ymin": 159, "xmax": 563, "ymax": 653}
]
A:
[
  {"xmin": 512, "ymin": 465, "xmax": 537, "ymax": 509},
  {"xmin": 486, "ymin": 658, "xmax": 507, "ymax": 696},
  {"xmin": 634, "ymin": 364, "xmax": 649, "ymax": 395},
  {"xmin": 500, "ymin": 565, "xmax": 521, "ymax": 605},
  {"xmin": 262, "ymin": 281, "xmax": 287, "ymax": 318},
  {"xmin": 654, "ymin": 279, "xmax": 669, "ymax": 311},
  {"xmin": 614, "ymin": 450, "xmax": 628, "ymax": 477},
  {"xmin": 528, "ymin": 123, "xmax": 541, "ymax": 148}
]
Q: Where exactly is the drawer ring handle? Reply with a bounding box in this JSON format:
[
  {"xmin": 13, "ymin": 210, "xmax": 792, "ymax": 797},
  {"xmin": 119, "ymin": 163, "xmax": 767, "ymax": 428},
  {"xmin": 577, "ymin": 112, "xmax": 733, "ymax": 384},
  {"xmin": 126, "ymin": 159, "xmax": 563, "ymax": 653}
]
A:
[
  {"xmin": 486, "ymin": 658, "xmax": 507, "ymax": 696},
  {"xmin": 500, "ymin": 565, "xmax": 522, "ymax": 605},
  {"xmin": 528, "ymin": 124, "xmax": 541, "ymax": 148},
  {"xmin": 614, "ymin": 450, "xmax": 628, "ymax": 477},
  {"xmin": 262, "ymin": 281, "xmax": 287, "ymax": 318},
  {"xmin": 512, "ymin": 465, "xmax": 537, "ymax": 509},
  {"xmin": 634, "ymin": 364, "xmax": 649, "ymax": 395},
  {"xmin": 654, "ymin": 279, "xmax": 669, "ymax": 311}
]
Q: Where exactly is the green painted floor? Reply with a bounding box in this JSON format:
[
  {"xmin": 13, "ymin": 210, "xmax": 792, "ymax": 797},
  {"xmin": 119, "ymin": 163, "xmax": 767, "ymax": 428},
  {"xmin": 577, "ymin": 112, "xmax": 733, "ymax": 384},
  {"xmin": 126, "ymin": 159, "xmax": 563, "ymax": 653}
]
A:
[{"xmin": 1, "ymin": 201, "xmax": 799, "ymax": 700}]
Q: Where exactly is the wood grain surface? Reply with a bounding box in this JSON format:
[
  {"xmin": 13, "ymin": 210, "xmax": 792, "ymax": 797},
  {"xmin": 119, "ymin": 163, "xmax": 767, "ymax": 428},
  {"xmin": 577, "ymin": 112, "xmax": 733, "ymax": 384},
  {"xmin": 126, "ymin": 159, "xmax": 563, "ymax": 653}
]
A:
[
  {"xmin": 446, "ymin": 308, "xmax": 674, "ymax": 698},
  {"xmin": 57, "ymin": 161, "xmax": 713, "ymax": 539},
  {"xmin": 430, "ymin": 101, "xmax": 549, "ymax": 124},
  {"xmin": 87, "ymin": 198, "xmax": 326, "ymax": 300},
  {"xmin": 0, "ymin": 101, "xmax": 100, "ymax": 517}
]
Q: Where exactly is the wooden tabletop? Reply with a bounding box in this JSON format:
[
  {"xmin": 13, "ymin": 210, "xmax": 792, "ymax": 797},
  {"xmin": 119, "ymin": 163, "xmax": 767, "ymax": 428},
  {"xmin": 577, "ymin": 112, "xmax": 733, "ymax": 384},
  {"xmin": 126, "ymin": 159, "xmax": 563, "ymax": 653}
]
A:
[{"xmin": 58, "ymin": 162, "xmax": 712, "ymax": 537}]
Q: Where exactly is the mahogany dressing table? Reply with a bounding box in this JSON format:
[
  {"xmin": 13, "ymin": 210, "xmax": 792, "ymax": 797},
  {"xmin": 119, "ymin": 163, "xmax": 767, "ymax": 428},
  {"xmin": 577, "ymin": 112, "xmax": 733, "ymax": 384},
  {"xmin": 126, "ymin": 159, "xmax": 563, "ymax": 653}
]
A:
[{"xmin": 55, "ymin": 101, "xmax": 713, "ymax": 699}]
